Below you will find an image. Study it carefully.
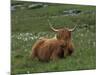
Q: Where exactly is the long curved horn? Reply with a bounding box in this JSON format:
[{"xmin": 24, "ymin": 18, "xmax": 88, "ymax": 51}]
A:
[
  {"xmin": 47, "ymin": 19, "xmax": 58, "ymax": 32},
  {"xmin": 68, "ymin": 24, "xmax": 78, "ymax": 32}
]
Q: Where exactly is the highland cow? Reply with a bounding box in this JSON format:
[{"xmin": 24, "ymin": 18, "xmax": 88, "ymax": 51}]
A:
[{"xmin": 31, "ymin": 20, "xmax": 77, "ymax": 62}]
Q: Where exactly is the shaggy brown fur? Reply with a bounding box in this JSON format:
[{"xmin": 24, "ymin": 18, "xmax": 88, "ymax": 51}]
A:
[
  {"xmin": 56, "ymin": 28, "xmax": 74, "ymax": 56},
  {"xmin": 31, "ymin": 29, "xmax": 74, "ymax": 61},
  {"xmin": 31, "ymin": 38, "xmax": 65, "ymax": 61},
  {"xmin": 31, "ymin": 24, "xmax": 77, "ymax": 61}
]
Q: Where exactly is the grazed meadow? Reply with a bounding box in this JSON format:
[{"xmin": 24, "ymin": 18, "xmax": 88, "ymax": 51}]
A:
[{"xmin": 11, "ymin": 1, "xmax": 96, "ymax": 75}]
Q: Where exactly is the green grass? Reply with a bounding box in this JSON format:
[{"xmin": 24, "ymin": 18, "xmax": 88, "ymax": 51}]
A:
[{"xmin": 11, "ymin": 1, "xmax": 96, "ymax": 75}]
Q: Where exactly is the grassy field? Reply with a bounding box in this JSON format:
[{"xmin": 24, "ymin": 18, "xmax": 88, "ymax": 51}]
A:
[{"xmin": 11, "ymin": 1, "xmax": 96, "ymax": 75}]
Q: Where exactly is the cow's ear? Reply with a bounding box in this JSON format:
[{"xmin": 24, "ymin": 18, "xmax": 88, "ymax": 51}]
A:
[{"xmin": 56, "ymin": 33, "xmax": 61, "ymax": 40}]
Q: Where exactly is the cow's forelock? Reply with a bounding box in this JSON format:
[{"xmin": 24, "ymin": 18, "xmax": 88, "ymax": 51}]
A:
[{"xmin": 56, "ymin": 28, "xmax": 71, "ymax": 41}]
